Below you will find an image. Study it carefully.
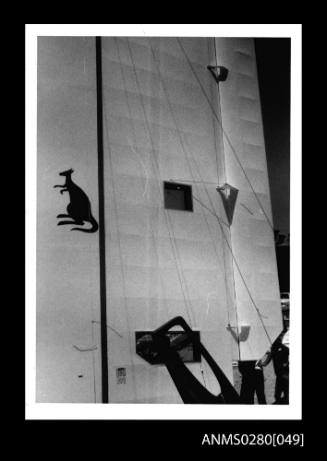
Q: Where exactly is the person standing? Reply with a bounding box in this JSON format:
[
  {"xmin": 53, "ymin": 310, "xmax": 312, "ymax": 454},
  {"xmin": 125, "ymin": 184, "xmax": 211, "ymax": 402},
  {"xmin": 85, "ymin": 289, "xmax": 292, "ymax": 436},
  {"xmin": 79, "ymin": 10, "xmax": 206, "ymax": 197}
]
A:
[
  {"xmin": 238, "ymin": 360, "xmax": 267, "ymax": 404},
  {"xmin": 257, "ymin": 328, "xmax": 289, "ymax": 404}
]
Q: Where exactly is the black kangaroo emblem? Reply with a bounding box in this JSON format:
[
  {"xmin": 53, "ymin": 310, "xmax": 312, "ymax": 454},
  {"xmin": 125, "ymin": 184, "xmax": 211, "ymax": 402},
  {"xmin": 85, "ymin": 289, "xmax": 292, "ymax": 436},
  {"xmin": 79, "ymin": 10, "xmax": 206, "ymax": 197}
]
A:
[{"xmin": 54, "ymin": 169, "xmax": 98, "ymax": 233}]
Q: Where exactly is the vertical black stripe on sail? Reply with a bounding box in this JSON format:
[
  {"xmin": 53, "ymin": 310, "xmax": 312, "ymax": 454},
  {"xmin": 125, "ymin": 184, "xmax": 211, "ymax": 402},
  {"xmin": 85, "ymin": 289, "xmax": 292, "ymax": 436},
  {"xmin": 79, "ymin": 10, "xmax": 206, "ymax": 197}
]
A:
[{"xmin": 96, "ymin": 36, "xmax": 109, "ymax": 403}]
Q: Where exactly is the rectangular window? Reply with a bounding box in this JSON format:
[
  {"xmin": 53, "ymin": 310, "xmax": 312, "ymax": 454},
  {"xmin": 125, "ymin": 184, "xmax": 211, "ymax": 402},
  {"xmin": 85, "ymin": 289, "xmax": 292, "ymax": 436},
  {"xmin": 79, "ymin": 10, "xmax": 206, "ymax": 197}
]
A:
[
  {"xmin": 164, "ymin": 181, "xmax": 193, "ymax": 212},
  {"xmin": 135, "ymin": 330, "xmax": 201, "ymax": 365}
]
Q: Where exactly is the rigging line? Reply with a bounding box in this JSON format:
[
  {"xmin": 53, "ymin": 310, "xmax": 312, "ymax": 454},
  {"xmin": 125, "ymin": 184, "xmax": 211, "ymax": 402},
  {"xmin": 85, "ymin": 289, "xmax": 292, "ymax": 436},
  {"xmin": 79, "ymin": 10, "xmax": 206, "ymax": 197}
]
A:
[
  {"xmin": 196, "ymin": 179, "xmax": 272, "ymax": 342},
  {"xmin": 103, "ymin": 104, "xmax": 138, "ymax": 400},
  {"xmin": 151, "ymin": 47, "xmax": 271, "ymax": 343},
  {"xmin": 114, "ymin": 38, "xmax": 149, "ymax": 199},
  {"xmin": 172, "ymin": 38, "xmax": 272, "ymax": 345},
  {"xmin": 212, "ymin": 37, "xmax": 223, "ymax": 184},
  {"xmin": 240, "ymin": 203, "xmax": 254, "ymax": 215},
  {"xmin": 132, "ymin": 39, "xmax": 270, "ymax": 349},
  {"xmin": 118, "ymin": 37, "xmax": 193, "ymax": 327},
  {"xmin": 125, "ymin": 38, "xmax": 195, "ymax": 327},
  {"xmin": 170, "ymin": 179, "xmax": 218, "ymax": 185},
  {"xmin": 225, "ymin": 227, "xmax": 241, "ymax": 360},
  {"xmin": 204, "ymin": 198, "xmax": 273, "ymax": 344},
  {"xmin": 102, "ymin": 88, "xmax": 138, "ymax": 401},
  {"xmin": 148, "ymin": 38, "xmax": 236, "ymax": 335},
  {"xmin": 152, "ymin": 40, "xmax": 271, "ymax": 348},
  {"xmin": 193, "ymin": 195, "xmax": 229, "ymax": 228},
  {"xmin": 114, "ymin": 41, "xmax": 150, "ymax": 204},
  {"xmin": 213, "ymin": 36, "xmax": 240, "ymax": 359},
  {"xmin": 148, "ymin": 40, "xmax": 271, "ymax": 346},
  {"xmin": 148, "ymin": 39, "xmax": 244, "ymax": 364},
  {"xmin": 148, "ymin": 39, "xmax": 227, "ymax": 242},
  {"xmin": 113, "ymin": 35, "xmax": 152, "ymax": 315},
  {"xmin": 193, "ymin": 195, "xmax": 240, "ymax": 346},
  {"xmin": 92, "ymin": 320, "xmax": 123, "ymax": 338},
  {"xmin": 176, "ymin": 37, "xmax": 274, "ymax": 233},
  {"xmin": 195, "ymin": 193, "xmax": 239, "ymax": 353},
  {"xmin": 131, "ymin": 55, "xmax": 194, "ymax": 330},
  {"xmin": 114, "ymin": 40, "xmax": 177, "ymax": 336},
  {"xmin": 114, "ymin": 37, "xmax": 171, "ymax": 340},
  {"xmin": 148, "ymin": 40, "xmax": 238, "ymax": 382},
  {"xmin": 148, "ymin": 39, "xmax": 230, "ymax": 243},
  {"xmin": 115, "ymin": 39, "xmax": 193, "ymax": 330}
]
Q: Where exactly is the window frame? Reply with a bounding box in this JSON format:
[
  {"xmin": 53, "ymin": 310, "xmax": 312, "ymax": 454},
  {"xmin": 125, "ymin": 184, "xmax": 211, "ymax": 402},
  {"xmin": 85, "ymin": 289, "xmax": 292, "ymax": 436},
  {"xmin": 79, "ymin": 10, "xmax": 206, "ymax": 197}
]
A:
[{"xmin": 163, "ymin": 181, "xmax": 194, "ymax": 212}]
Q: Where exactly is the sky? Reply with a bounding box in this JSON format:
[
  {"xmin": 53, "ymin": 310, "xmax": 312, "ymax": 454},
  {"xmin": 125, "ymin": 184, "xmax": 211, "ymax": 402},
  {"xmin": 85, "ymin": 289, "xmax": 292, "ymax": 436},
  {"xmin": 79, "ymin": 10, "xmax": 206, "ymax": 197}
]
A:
[{"xmin": 255, "ymin": 38, "xmax": 291, "ymax": 236}]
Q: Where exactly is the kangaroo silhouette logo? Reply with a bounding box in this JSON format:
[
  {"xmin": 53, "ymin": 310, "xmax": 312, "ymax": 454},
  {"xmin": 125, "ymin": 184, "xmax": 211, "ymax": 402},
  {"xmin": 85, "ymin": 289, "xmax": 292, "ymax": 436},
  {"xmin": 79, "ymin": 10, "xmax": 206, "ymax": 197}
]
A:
[{"xmin": 54, "ymin": 169, "xmax": 98, "ymax": 233}]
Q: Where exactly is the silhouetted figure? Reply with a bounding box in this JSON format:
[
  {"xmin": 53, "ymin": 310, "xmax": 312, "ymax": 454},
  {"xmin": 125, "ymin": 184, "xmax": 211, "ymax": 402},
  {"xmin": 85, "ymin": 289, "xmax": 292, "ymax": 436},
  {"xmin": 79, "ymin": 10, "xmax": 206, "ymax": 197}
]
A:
[
  {"xmin": 54, "ymin": 169, "xmax": 98, "ymax": 233},
  {"xmin": 257, "ymin": 328, "xmax": 289, "ymax": 404},
  {"xmin": 238, "ymin": 360, "xmax": 267, "ymax": 404}
]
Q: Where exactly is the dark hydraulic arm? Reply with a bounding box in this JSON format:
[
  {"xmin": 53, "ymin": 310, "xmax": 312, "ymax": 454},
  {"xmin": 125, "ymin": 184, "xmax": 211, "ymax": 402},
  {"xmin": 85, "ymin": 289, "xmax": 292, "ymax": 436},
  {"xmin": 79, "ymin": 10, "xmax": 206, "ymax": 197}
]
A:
[{"xmin": 142, "ymin": 316, "xmax": 240, "ymax": 404}]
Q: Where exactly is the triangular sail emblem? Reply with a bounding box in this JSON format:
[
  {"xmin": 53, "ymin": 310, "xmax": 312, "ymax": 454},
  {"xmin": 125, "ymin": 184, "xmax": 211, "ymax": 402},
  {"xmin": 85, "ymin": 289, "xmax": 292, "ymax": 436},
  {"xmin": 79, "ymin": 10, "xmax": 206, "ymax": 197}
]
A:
[
  {"xmin": 207, "ymin": 65, "xmax": 229, "ymax": 83},
  {"xmin": 216, "ymin": 183, "xmax": 238, "ymax": 225}
]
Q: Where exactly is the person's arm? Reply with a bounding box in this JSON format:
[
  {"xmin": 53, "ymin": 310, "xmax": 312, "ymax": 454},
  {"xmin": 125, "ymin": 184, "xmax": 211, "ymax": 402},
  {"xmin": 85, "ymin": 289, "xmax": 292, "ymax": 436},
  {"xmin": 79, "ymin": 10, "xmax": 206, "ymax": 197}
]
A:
[{"xmin": 256, "ymin": 349, "xmax": 272, "ymax": 368}]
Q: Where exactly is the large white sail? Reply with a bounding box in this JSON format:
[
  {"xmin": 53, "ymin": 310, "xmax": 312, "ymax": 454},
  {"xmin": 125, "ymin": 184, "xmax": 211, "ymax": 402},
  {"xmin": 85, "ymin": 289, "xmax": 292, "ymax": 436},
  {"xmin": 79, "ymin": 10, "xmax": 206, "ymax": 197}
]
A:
[{"xmin": 36, "ymin": 36, "xmax": 282, "ymax": 403}]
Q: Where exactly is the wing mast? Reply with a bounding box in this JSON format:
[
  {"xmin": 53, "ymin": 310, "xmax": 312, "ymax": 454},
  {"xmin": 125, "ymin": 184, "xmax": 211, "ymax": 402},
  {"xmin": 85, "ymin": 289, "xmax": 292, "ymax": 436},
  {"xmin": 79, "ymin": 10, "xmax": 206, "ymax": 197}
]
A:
[{"xmin": 96, "ymin": 36, "xmax": 109, "ymax": 403}]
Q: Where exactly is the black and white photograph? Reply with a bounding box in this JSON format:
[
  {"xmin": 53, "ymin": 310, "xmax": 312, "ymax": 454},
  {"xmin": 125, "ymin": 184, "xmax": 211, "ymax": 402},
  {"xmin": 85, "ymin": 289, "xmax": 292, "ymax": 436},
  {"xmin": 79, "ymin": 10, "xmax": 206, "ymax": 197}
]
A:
[{"xmin": 25, "ymin": 24, "xmax": 301, "ymax": 424}]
